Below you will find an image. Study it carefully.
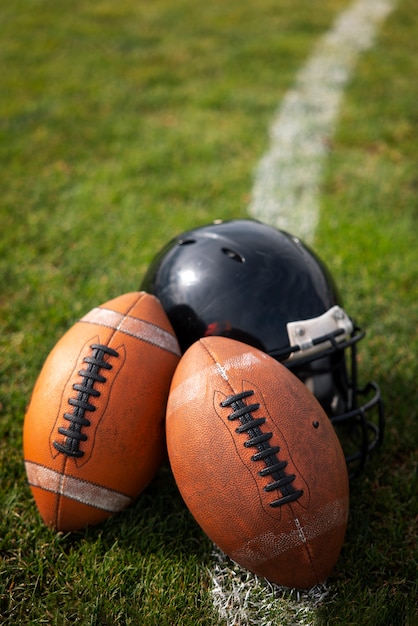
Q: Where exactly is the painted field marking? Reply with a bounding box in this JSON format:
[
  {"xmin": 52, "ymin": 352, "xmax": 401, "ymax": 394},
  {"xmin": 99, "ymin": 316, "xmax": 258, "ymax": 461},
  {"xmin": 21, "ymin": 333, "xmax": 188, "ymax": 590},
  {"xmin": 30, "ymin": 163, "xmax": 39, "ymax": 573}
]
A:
[
  {"xmin": 211, "ymin": 0, "xmax": 398, "ymax": 624},
  {"xmin": 249, "ymin": 0, "xmax": 398, "ymax": 244}
]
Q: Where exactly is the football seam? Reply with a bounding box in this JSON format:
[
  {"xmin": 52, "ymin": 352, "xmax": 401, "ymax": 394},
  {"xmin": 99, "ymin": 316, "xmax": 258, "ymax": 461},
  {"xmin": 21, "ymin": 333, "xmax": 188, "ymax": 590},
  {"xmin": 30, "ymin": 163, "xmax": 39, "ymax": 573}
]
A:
[
  {"xmin": 53, "ymin": 343, "xmax": 120, "ymax": 459},
  {"xmin": 200, "ymin": 339, "xmax": 322, "ymax": 586},
  {"xmin": 220, "ymin": 391, "xmax": 304, "ymax": 508},
  {"xmin": 55, "ymin": 293, "xmax": 143, "ymax": 527},
  {"xmin": 200, "ymin": 340, "xmax": 304, "ymax": 509},
  {"xmin": 287, "ymin": 499, "xmax": 321, "ymax": 585}
]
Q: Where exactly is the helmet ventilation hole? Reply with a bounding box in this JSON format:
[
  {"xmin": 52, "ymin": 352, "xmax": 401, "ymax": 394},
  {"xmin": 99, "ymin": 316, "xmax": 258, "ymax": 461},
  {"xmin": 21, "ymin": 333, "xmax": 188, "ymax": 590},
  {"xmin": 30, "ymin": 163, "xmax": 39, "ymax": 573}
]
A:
[
  {"xmin": 178, "ymin": 238, "xmax": 196, "ymax": 246},
  {"xmin": 222, "ymin": 247, "xmax": 245, "ymax": 263}
]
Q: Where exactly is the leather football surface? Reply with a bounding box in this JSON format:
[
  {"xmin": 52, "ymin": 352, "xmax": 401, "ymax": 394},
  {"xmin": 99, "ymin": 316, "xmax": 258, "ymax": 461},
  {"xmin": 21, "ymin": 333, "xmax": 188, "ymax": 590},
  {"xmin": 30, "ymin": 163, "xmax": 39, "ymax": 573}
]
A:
[
  {"xmin": 23, "ymin": 291, "xmax": 180, "ymax": 532},
  {"xmin": 166, "ymin": 336, "xmax": 349, "ymax": 589}
]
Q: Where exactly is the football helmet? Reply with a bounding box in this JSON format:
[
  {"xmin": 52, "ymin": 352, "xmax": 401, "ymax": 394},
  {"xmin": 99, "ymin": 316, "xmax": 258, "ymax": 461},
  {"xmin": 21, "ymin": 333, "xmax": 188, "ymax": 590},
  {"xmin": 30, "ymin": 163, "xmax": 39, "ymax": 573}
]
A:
[{"xmin": 141, "ymin": 218, "xmax": 384, "ymax": 477}]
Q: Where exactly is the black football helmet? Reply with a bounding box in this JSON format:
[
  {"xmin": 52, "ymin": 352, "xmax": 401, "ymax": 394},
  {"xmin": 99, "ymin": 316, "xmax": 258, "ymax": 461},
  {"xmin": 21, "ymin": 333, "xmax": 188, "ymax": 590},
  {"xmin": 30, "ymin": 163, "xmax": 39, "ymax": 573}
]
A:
[{"xmin": 141, "ymin": 218, "xmax": 384, "ymax": 477}]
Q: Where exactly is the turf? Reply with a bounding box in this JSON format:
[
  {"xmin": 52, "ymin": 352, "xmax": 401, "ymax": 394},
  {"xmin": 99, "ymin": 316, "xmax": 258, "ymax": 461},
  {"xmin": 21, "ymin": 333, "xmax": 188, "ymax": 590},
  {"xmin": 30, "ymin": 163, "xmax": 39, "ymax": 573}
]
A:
[{"xmin": 1, "ymin": 0, "xmax": 417, "ymax": 624}]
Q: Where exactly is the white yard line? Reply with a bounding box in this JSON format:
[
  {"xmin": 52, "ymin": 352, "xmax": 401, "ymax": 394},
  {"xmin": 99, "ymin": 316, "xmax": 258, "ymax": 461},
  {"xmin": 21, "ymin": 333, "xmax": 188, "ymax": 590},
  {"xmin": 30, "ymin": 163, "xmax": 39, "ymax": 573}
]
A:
[
  {"xmin": 210, "ymin": 547, "xmax": 332, "ymax": 626},
  {"xmin": 248, "ymin": 0, "xmax": 397, "ymax": 244},
  {"xmin": 211, "ymin": 1, "xmax": 398, "ymax": 624}
]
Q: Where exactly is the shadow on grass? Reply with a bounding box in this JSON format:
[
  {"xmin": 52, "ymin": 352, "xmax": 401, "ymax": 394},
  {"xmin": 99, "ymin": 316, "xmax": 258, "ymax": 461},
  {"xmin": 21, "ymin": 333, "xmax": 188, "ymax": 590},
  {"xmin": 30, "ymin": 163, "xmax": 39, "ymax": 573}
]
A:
[
  {"xmin": 57, "ymin": 461, "xmax": 210, "ymax": 560},
  {"xmin": 314, "ymin": 366, "xmax": 418, "ymax": 626}
]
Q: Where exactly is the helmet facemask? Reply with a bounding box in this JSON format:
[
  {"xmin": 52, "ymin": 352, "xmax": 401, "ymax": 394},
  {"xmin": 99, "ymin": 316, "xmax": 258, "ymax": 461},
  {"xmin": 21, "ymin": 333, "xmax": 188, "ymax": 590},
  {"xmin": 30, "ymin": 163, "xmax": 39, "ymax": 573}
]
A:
[{"xmin": 283, "ymin": 323, "xmax": 384, "ymax": 478}]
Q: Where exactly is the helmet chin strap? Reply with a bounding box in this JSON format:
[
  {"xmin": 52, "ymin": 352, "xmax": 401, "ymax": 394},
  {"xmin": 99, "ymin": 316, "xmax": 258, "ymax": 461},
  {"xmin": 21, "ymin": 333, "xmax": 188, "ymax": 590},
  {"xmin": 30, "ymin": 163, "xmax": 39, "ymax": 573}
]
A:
[
  {"xmin": 269, "ymin": 308, "xmax": 364, "ymax": 369},
  {"xmin": 286, "ymin": 305, "xmax": 354, "ymax": 361}
]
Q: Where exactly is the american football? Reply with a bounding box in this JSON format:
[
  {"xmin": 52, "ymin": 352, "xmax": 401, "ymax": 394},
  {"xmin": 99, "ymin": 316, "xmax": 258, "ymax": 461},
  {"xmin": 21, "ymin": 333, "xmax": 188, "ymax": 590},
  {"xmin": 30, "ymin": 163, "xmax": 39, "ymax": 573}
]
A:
[
  {"xmin": 166, "ymin": 336, "xmax": 349, "ymax": 589},
  {"xmin": 23, "ymin": 291, "xmax": 181, "ymax": 532}
]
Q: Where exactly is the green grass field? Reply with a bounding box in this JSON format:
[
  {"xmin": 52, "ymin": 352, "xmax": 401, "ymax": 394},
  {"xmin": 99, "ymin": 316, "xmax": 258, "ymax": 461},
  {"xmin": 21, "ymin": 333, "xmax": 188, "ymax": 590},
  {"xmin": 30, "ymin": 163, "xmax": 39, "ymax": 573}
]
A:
[{"xmin": 1, "ymin": 0, "xmax": 417, "ymax": 624}]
